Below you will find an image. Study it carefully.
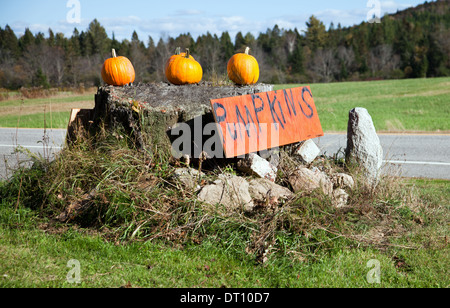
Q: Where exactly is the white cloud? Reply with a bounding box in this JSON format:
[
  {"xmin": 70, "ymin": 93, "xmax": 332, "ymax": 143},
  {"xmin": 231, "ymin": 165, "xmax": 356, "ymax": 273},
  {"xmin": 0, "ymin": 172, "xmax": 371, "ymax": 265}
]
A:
[
  {"xmin": 315, "ymin": 8, "xmax": 368, "ymax": 27},
  {"xmin": 135, "ymin": 14, "xmax": 266, "ymax": 42},
  {"xmin": 270, "ymin": 18, "xmax": 296, "ymax": 31},
  {"xmin": 381, "ymin": 0, "xmax": 414, "ymax": 12}
]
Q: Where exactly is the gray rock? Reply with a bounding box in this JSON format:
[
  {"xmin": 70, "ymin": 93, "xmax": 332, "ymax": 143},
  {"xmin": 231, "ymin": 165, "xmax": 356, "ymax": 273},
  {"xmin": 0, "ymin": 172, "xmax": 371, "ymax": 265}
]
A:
[
  {"xmin": 295, "ymin": 139, "xmax": 320, "ymax": 164},
  {"xmin": 248, "ymin": 178, "xmax": 293, "ymax": 203},
  {"xmin": 331, "ymin": 173, "xmax": 355, "ymax": 190},
  {"xmin": 266, "ymin": 150, "xmax": 280, "ymax": 170},
  {"xmin": 172, "ymin": 167, "xmax": 204, "ymax": 191},
  {"xmin": 332, "ymin": 188, "xmax": 349, "ymax": 208},
  {"xmin": 197, "ymin": 174, "xmax": 254, "ymax": 212},
  {"xmin": 345, "ymin": 108, "xmax": 383, "ymax": 186},
  {"xmin": 237, "ymin": 153, "xmax": 277, "ymax": 182},
  {"xmin": 288, "ymin": 167, "xmax": 333, "ymax": 196}
]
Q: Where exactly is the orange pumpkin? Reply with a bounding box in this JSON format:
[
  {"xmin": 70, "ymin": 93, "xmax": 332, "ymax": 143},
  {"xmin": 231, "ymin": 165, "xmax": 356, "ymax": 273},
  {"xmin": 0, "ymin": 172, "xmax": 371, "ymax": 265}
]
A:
[
  {"xmin": 227, "ymin": 47, "xmax": 259, "ymax": 85},
  {"xmin": 101, "ymin": 49, "xmax": 135, "ymax": 86},
  {"xmin": 165, "ymin": 48, "xmax": 203, "ymax": 85}
]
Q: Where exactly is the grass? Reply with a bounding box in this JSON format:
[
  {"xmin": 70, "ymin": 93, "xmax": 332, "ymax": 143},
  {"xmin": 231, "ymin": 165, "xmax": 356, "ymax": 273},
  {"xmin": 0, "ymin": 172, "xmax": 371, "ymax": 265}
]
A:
[
  {"xmin": 0, "ymin": 92, "xmax": 95, "ymax": 129},
  {"xmin": 3, "ymin": 216, "xmax": 445, "ymax": 288},
  {"xmin": 0, "ymin": 127, "xmax": 448, "ymax": 288},
  {"xmin": 1, "ymin": 180, "xmax": 448, "ymax": 288},
  {"xmin": 0, "ymin": 111, "xmax": 72, "ymax": 129},
  {"xmin": 0, "ymin": 93, "xmax": 94, "ymax": 107},
  {"xmin": 275, "ymin": 77, "xmax": 450, "ymax": 132}
]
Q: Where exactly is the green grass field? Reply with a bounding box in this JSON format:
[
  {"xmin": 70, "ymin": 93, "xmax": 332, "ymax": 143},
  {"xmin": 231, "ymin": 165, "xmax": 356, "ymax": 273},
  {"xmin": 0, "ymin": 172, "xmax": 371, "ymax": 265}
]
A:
[
  {"xmin": 276, "ymin": 77, "xmax": 450, "ymax": 132},
  {"xmin": 0, "ymin": 111, "xmax": 74, "ymax": 129},
  {"xmin": 0, "ymin": 93, "xmax": 95, "ymax": 129}
]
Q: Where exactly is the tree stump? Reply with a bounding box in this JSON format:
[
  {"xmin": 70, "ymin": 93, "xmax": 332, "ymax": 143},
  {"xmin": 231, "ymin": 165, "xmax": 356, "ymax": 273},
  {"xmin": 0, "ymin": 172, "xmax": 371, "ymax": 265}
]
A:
[{"xmin": 70, "ymin": 82, "xmax": 273, "ymax": 159}]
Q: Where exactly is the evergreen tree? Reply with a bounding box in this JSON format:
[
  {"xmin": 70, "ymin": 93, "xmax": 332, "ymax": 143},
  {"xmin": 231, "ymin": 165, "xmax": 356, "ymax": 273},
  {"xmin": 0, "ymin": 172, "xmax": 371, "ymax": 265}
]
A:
[
  {"xmin": 69, "ymin": 28, "xmax": 81, "ymax": 57},
  {"xmin": 411, "ymin": 44, "xmax": 429, "ymax": 78},
  {"xmin": 48, "ymin": 28, "xmax": 55, "ymax": 46},
  {"xmin": 78, "ymin": 31, "xmax": 91, "ymax": 57},
  {"xmin": 110, "ymin": 32, "xmax": 121, "ymax": 53},
  {"xmin": 382, "ymin": 14, "xmax": 396, "ymax": 45},
  {"xmin": 0, "ymin": 25, "xmax": 20, "ymax": 58},
  {"xmin": 244, "ymin": 32, "xmax": 256, "ymax": 48},
  {"xmin": 87, "ymin": 19, "xmax": 110, "ymax": 56},
  {"xmin": 305, "ymin": 15, "xmax": 328, "ymax": 51},
  {"xmin": 426, "ymin": 29, "xmax": 446, "ymax": 76},
  {"xmin": 288, "ymin": 38, "xmax": 304, "ymax": 75},
  {"xmin": 119, "ymin": 39, "xmax": 131, "ymax": 58},
  {"xmin": 55, "ymin": 32, "xmax": 67, "ymax": 49},
  {"xmin": 220, "ymin": 31, "xmax": 234, "ymax": 61},
  {"xmin": 234, "ymin": 32, "xmax": 246, "ymax": 50},
  {"xmin": 196, "ymin": 32, "xmax": 222, "ymax": 76},
  {"xmin": 33, "ymin": 67, "xmax": 50, "ymax": 88},
  {"xmin": 34, "ymin": 32, "xmax": 46, "ymax": 46},
  {"xmin": 147, "ymin": 36, "xmax": 155, "ymax": 51},
  {"xmin": 19, "ymin": 28, "xmax": 35, "ymax": 52},
  {"xmin": 147, "ymin": 35, "xmax": 157, "ymax": 75}
]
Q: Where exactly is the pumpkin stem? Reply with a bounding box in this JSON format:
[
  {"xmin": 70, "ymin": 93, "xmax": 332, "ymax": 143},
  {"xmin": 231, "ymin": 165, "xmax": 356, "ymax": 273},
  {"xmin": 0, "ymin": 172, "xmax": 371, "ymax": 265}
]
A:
[
  {"xmin": 185, "ymin": 48, "xmax": 190, "ymax": 58},
  {"xmin": 245, "ymin": 47, "xmax": 250, "ymax": 55},
  {"xmin": 175, "ymin": 47, "xmax": 181, "ymax": 55},
  {"xmin": 112, "ymin": 49, "xmax": 117, "ymax": 58}
]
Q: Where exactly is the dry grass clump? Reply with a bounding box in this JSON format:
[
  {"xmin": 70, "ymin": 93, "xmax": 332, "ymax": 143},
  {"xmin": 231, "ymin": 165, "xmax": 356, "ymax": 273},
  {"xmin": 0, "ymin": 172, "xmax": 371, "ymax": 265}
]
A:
[
  {"xmin": 0, "ymin": 85, "xmax": 96, "ymax": 101},
  {"xmin": 0, "ymin": 88, "xmax": 10, "ymax": 101},
  {"xmin": 19, "ymin": 87, "xmax": 59, "ymax": 99}
]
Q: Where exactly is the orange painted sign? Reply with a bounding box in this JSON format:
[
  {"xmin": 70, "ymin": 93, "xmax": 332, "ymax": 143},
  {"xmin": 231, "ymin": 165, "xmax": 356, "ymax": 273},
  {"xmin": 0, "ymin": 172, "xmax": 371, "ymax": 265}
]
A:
[{"xmin": 210, "ymin": 86, "xmax": 324, "ymax": 158}]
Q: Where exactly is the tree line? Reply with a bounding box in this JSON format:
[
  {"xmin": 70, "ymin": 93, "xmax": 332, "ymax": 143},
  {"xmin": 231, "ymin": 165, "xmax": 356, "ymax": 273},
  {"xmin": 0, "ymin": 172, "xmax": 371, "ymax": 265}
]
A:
[{"xmin": 0, "ymin": 0, "xmax": 449, "ymax": 90}]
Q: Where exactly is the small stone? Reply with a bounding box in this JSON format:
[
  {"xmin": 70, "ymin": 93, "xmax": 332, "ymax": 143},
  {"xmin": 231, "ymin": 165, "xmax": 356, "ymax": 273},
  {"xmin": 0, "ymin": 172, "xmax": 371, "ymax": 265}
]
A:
[
  {"xmin": 197, "ymin": 174, "xmax": 254, "ymax": 212},
  {"xmin": 172, "ymin": 167, "xmax": 204, "ymax": 191},
  {"xmin": 237, "ymin": 153, "xmax": 277, "ymax": 182},
  {"xmin": 248, "ymin": 178, "xmax": 293, "ymax": 203},
  {"xmin": 295, "ymin": 139, "xmax": 320, "ymax": 164},
  {"xmin": 288, "ymin": 167, "xmax": 333, "ymax": 196},
  {"xmin": 332, "ymin": 189, "xmax": 349, "ymax": 208},
  {"xmin": 332, "ymin": 173, "xmax": 355, "ymax": 190}
]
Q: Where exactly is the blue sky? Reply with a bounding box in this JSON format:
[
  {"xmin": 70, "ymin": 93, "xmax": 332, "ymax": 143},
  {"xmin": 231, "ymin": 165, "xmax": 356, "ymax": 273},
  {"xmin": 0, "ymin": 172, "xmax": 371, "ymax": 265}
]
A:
[{"xmin": 0, "ymin": 0, "xmax": 428, "ymax": 43}]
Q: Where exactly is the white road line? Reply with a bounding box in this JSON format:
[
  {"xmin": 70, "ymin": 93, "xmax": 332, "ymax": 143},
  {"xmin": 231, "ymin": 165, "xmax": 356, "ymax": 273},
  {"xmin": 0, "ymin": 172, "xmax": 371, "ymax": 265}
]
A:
[{"xmin": 385, "ymin": 160, "xmax": 450, "ymax": 166}]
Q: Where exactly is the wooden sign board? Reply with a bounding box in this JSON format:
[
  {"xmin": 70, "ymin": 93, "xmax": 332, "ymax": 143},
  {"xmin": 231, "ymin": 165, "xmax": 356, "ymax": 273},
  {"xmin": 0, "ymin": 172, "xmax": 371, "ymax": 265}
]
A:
[{"xmin": 210, "ymin": 86, "xmax": 324, "ymax": 158}]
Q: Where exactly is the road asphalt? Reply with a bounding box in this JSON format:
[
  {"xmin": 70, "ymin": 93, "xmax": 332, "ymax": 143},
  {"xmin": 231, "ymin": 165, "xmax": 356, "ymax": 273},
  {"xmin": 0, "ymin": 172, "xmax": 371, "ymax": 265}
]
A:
[
  {"xmin": 0, "ymin": 128, "xmax": 66, "ymax": 180},
  {"xmin": 1, "ymin": 128, "xmax": 449, "ymax": 180},
  {"xmin": 314, "ymin": 133, "xmax": 450, "ymax": 180}
]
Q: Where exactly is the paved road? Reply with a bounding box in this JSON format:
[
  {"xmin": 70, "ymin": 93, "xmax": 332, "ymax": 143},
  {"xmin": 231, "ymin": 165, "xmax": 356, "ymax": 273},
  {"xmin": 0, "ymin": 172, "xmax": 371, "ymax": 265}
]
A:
[
  {"xmin": 1, "ymin": 128, "xmax": 449, "ymax": 180},
  {"xmin": 0, "ymin": 128, "xmax": 66, "ymax": 180},
  {"xmin": 314, "ymin": 133, "xmax": 450, "ymax": 180}
]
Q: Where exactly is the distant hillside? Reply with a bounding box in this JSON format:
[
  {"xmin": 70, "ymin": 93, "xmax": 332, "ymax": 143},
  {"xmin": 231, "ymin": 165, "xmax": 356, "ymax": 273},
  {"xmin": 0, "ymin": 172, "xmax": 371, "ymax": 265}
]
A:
[
  {"xmin": 329, "ymin": 0, "xmax": 450, "ymax": 81},
  {"xmin": 389, "ymin": 0, "xmax": 450, "ymax": 19}
]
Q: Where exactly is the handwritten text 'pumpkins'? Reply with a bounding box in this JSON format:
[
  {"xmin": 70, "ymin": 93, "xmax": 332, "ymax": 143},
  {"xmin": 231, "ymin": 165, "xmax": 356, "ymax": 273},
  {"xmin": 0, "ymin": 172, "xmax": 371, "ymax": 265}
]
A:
[{"xmin": 211, "ymin": 87, "xmax": 324, "ymax": 158}]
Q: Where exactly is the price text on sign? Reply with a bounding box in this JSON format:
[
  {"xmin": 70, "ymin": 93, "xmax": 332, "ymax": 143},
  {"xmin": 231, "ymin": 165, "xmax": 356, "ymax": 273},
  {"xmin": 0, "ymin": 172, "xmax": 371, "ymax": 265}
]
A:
[{"xmin": 210, "ymin": 86, "xmax": 324, "ymax": 158}]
